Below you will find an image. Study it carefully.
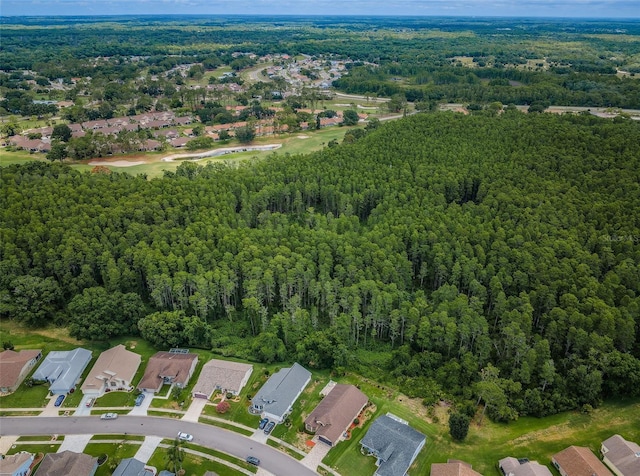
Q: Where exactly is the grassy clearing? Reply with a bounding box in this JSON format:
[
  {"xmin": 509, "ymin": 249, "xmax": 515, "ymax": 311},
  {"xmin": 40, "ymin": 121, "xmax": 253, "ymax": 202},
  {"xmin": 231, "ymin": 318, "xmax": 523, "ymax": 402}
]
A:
[
  {"xmin": 91, "ymin": 434, "xmax": 145, "ymax": 441},
  {"xmin": 0, "ymin": 383, "xmax": 50, "ymax": 409},
  {"xmin": 198, "ymin": 417, "xmax": 254, "ymax": 436}
]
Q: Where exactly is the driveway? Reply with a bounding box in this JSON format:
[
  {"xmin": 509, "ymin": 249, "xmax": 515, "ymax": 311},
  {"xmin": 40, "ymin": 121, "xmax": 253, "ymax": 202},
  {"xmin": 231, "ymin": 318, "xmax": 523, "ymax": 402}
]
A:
[
  {"xmin": 301, "ymin": 438, "xmax": 331, "ymax": 470},
  {"xmin": 182, "ymin": 398, "xmax": 207, "ymax": 422},
  {"xmin": 1, "ymin": 416, "xmax": 319, "ymax": 476},
  {"xmin": 128, "ymin": 392, "xmax": 153, "ymax": 416}
]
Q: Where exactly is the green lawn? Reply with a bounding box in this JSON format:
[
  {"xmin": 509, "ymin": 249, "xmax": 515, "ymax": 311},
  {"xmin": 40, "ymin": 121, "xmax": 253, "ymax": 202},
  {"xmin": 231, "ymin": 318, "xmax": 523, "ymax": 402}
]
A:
[
  {"xmin": 7, "ymin": 443, "xmax": 60, "ymax": 455},
  {"xmin": 84, "ymin": 442, "xmax": 139, "ymax": 476},
  {"xmin": 147, "ymin": 443, "xmax": 248, "ymax": 476}
]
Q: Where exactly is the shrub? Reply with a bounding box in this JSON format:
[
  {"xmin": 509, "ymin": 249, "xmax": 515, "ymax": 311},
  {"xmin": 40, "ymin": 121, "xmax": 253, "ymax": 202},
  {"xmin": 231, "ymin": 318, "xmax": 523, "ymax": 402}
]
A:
[{"xmin": 216, "ymin": 401, "xmax": 231, "ymax": 414}]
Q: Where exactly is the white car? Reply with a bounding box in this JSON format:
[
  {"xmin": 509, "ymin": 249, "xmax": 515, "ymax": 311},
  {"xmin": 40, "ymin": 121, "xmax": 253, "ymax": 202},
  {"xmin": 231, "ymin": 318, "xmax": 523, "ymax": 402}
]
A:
[
  {"xmin": 177, "ymin": 432, "xmax": 193, "ymax": 442},
  {"xmin": 100, "ymin": 413, "xmax": 118, "ymax": 420}
]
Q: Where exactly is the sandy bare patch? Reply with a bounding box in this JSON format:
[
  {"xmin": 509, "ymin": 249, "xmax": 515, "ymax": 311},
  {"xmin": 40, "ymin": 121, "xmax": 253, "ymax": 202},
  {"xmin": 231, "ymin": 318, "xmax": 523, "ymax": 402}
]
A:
[
  {"xmin": 89, "ymin": 160, "xmax": 146, "ymax": 167},
  {"xmin": 297, "ymin": 135, "xmax": 310, "ymax": 139}
]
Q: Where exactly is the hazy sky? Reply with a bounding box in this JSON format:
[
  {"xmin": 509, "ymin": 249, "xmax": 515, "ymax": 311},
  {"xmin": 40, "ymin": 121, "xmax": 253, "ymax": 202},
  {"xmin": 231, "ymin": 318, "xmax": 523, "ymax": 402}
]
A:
[{"xmin": 1, "ymin": 0, "xmax": 639, "ymax": 18}]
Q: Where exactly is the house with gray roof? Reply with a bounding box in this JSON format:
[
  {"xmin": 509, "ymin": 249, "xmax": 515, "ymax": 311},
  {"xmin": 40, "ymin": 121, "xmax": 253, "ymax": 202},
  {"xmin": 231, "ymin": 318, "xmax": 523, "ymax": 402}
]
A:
[
  {"xmin": 360, "ymin": 413, "xmax": 426, "ymax": 476},
  {"xmin": 192, "ymin": 359, "xmax": 253, "ymax": 400},
  {"xmin": 112, "ymin": 458, "xmax": 154, "ymax": 476},
  {"xmin": 499, "ymin": 457, "xmax": 553, "ymax": 476},
  {"xmin": 251, "ymin": 362, "xmax": 311, "ymax": 423},
  {"xmin": 34, "ymin": 451, "xmax": 97, "ymax": 476},
  {"xmin": 0, "ymin": 451, "xmax": 34, "ymax": 476},
  {"xmin": 32, "ymin": 348, "xmax": 92, "ymax": 394},
  {"xmin": 601, "ymin": 434, "xmax": 640, "ymax": 476}
]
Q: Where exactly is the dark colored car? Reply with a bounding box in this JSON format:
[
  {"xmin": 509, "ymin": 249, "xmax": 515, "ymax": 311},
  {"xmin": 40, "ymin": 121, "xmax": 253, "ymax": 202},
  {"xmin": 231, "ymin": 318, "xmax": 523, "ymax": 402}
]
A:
[
  {"xmin": 246, "ymin": 456, "xmax": 260, "ymax": 466},
  {"xmin": 134, "ymin": 393, "xmax": 145, "ymax": 406},
  {"xmin": 259, "ymin": 418, "xmax": 269, "ymax": 430},
  {"xmin": 54, "ymin": 394, "xmax": 65, "ymax": 407},
  {"xmin": 264, "ymin": 421, "xmax": 275, "ymax": 434}
]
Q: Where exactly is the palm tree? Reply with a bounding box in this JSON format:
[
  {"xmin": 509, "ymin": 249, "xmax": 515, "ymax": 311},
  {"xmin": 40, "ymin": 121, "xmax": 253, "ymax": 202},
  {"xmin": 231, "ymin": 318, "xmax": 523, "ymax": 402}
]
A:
[{"xmin": 166, "ymin": 438, "xmax": 185, "ymax": 474}]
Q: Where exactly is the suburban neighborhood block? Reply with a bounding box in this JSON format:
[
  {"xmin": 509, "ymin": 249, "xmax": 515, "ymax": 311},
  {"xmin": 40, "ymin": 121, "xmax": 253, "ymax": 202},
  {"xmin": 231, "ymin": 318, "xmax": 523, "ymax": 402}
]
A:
[
  {"xmin": 112, "ymin": 457, "xmax": 154, "ymax": 476},
  {"xmin": 0, "ymin": 451, "xmax": 34, "ymax": 476},
  {"xmin": 360, "ymin": 413, "xmax": 426, "ymax": 476},
  {"xmin": 552, "ymin": 446, "xmax": 613, "ymax": 476},
  {"xmin": 304, "ymin": 383, "xmax": 368, "ymax": 446},
  {"xmin": 251, "ymin": 362, "xmax": 311, "ymax": 423},
  {"xmin": 601, "ymin": 434, "xmax": 640, "ymax": 476},
  {"xmin": 34, "ymin": 451, "xmax": 98, "ymax": 476},
  {"xmin": 31, "ymin": 348, "xmax": 92, "ymax": 394},
  {"xmin": 0, "ymin": 349, "xmax": 42, "ymax": 394},
  {"xmin": 192, "ymin": 359, "xmax": 253, "ymax": 399},
  {"xmin": 499, "ymin": 457, "xmax": 553, "ymax": 476},
  {"xmin": 81, "ymin": 344, "xmax": 141, "ymax": 396},
  {"xmin": 137, "ymin": 350, "xmax": 198, "ymax": 393},
  {"xmin": 431, "ymin": 460, "xmax": 483, "ymax": 476}
]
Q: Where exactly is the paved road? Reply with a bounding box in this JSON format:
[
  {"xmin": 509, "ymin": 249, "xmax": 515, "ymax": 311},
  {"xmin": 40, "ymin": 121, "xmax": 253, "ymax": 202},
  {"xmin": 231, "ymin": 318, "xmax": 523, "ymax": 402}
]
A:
[{"xmin": 0, "ymin": 416, "xmax": 318, "ymax": 476}]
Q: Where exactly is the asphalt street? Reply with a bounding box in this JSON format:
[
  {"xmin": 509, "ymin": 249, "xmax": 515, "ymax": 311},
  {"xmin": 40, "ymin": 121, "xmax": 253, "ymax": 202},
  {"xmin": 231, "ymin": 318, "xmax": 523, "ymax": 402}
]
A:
[{"xmin": 0, "ymin": 416, "xmax": 318, "ymax": 476}]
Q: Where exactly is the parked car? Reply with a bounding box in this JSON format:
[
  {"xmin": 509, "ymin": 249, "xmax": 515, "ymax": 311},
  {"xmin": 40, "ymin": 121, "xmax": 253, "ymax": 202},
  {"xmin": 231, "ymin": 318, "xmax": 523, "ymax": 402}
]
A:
[
  {"xmin": 100, "ymin": 413, "xmax": 118, "ymax": 420},
  {"xmin": 177, "ymin": 432, "xmax": 193, "ymax": 442},
  {"xmin": 264, "ymin": 421, "xmax": 275, "ymax": 434},
  {"xmin": 134, "ymin": 393, "xmax": 145, "ymax": 406},
  {"xmin": 259, "ymin": 418, "xmax": 269, "ymax": 430},
  {"xmin": 85, "ymin": 397, "xmax": 94, "ymax": 407},
  {"xmin": 246, "ymin": 456, "xmax": 260, "ymax": 466},
  {"xmin": 54, "ymin": 394, "xmax": 65, "ymax": 407}
]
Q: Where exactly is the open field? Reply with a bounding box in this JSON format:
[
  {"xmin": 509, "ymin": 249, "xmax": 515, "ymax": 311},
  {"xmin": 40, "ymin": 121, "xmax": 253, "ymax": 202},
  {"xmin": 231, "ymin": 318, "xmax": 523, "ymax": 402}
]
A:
[{"xmin": 0, "ymin": 126, "xmax": 354, "ymax": 178}]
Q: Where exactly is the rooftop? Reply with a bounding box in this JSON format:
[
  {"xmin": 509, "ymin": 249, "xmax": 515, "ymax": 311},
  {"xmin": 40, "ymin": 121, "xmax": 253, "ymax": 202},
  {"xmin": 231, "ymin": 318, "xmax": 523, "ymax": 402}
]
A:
[{"xmin": 361, "ymin": 413, "xmax": 426, "ymax": 476}]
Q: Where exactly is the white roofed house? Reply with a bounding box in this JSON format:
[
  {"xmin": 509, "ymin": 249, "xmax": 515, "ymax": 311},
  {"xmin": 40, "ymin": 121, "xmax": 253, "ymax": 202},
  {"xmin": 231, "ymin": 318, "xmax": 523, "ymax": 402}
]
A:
[
  {"xmin": 81, "ymin": 344, "xmax": 141, "ymax": 396},
  {"xmin": 251, "ymin": 362, "xmax": 311, "ymax": 423},
  {"xmin": 32, "ymin": 348, "xmax": 92, "ymax": 394}
]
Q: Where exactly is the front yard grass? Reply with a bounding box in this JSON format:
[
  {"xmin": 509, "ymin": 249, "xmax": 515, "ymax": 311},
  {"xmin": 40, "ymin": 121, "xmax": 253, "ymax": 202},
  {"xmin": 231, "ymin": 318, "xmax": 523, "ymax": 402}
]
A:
[
  {"xmin": 84, "ymin": 442, "xmax": 139, "ymax": 476},
  {"xmin": 147, "ymin": 445, "xmax": 248, "ymax": 476},
  {"xmin": 0, "ymin": 383, "xmax": 50, "ymax": 409}
]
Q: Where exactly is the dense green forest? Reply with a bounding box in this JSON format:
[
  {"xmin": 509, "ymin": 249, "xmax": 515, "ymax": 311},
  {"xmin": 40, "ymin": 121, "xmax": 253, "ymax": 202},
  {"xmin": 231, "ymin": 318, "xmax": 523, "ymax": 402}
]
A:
[{"xmin": 2, "ymin": 110, "xmax": 639, "ymax": 420}]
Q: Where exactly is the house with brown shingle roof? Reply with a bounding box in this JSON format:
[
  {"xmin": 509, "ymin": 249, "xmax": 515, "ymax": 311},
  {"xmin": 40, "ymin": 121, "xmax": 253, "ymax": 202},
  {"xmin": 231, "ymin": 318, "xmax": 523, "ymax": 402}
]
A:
[
  {"xmin": 601, "ymin": 434, "xmax": 640, "ymax": 476},
  {"xmin": 137, "ymin": 351, "xmax": 198, "ymax": 393},
  {"xmin": 552, "ymin": 446, "xmax": 613, "ymax": 476},
  {"xmin": 431, "ymin": 460, "xmax": 483, "ymax": 476},
  {"xmin": 0, "ymin": 349, "xmax": 42, "ymax": 394},
  {"xmin": 81, "ymin": 344, "xmax": 141, "ymax": 396},
  {"xmin": 34, "ymin": 451, "xmax": 98, "ymax": 476},
  {"xmin": 304, "ymin": 384, "xmax": 368, "ymax": 446},
  {"xmin": 192, "ymin": 359, "xmax": 253, "ymax": 400}
]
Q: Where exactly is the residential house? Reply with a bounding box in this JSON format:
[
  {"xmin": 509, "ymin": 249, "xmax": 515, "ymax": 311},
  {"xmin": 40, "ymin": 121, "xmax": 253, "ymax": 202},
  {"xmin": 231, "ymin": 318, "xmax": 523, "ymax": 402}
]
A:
[
  {"xmin": 112, "ymin": 458, "xmax": 154, "ymax": 476},
  {"xmin": 251, "ymin": 362, "xmax": 311, "ymax": 423},
  {"xmin": 360, "ymin": 413, "xmax": 426, "ymax": 476},
  {"xmin": 499, "ymin": 457, "xmax": 553, "ymax": 476},
  {"xmin": 552, "ymin": 446, "xmax": 613, "ymax": 476},
  {"xmin": 169, "ymin": 137, "xmax": 190, "ymax": 148},
  {"xmin": 137, "ymin": 351, "xmax": 198, "ymax": 393},
  {"xmin": 32, "ymin": 348, "xmax": 92, "ymax": 394},
  {"xmin": 34, "ymin": 451, "xmax": 98, "ymax": 476},
  {"xmin": 431, "ymin": 460, "xmax": 483, "ymax": 476},
  {"xmin": 192, "ymin": 359, "xmax": 253, "ymax": 400},
  {"xmin": 81, "ymin": 344, "xmax": 141, "ymax": 396},
  {"xmin": 0, "ymin": 349, "xmax": 42, "ymax": 393},
  {"xmin": 0, "ymin": 452, "xmax": 34, "ymax": 476},
  {"xmin": 304, "ymin": 383, "xmax": 368, "ymax": 446},
  {"xmin": 601, "ymin": 434, "xmax": 640, "ymax": 476}
]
